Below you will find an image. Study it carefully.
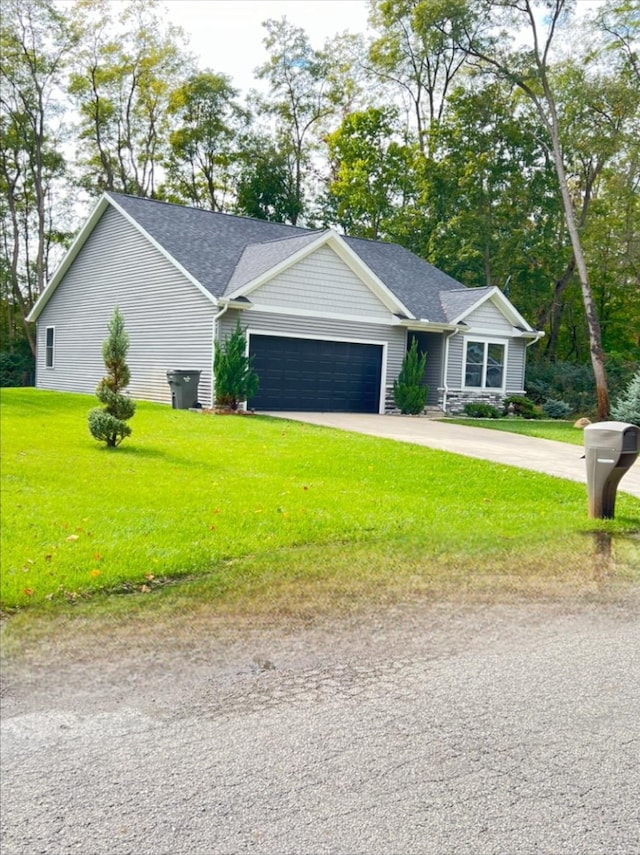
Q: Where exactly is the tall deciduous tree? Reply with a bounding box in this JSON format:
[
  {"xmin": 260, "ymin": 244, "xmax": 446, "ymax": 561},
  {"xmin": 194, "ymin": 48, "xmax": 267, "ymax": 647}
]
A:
[
  {"xmin": 163, "ymin": 71, "xmax": 246, "ymax": 211},
  {"xmin": 368, "ymin": 0, "xmax": 479, "ymax": 153},
  {"xmin": 69, "ymin": 0, "xmax": 190, "ymax": 197},
  {"xmin": 0, "ymin": 0, "xmax": 75, "ymax": 356},
  {"xmin": 254, "ymin": 18, "xmax": 334, "ymax": 224},
  {"xmin": 324, "ymin": 106, "xmax": 417, "ymax": 239},
  {"xmin": 429, "ymin": 0, "xmax": 614, "ymax": 417}
]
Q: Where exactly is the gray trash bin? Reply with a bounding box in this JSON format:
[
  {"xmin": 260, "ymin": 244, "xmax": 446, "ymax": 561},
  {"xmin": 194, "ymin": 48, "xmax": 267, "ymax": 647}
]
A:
[
  {"xmin": 584, "ymin": 421, "xmax": 640, "ymax": 518},
  {"xmin": 166, "ymin": 370, "xmax": 201, "ymax": 410}
]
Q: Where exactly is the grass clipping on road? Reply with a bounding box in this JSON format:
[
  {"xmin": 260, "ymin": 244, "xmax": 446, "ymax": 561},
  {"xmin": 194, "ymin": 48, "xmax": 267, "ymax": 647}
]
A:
[{"xmin": 2, "ymin": 389, "xmax": 639, "ymax": 622}]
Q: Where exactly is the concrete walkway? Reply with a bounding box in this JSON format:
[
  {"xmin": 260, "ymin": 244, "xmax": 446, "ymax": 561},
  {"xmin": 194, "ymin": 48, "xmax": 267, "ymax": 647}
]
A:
[{"xmin": 264, "ymin": 412, "xmax": 640, "ymax": 500}]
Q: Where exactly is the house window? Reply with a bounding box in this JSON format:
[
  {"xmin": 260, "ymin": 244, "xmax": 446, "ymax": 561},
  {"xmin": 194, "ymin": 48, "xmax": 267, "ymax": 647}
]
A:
[
  {"xmin": 464, "ymin": 340, "xmax": 505, "ymax": 389},
  {"xmin": 45, "ymin": 327, "xmax": 55, "ymax": 368}
]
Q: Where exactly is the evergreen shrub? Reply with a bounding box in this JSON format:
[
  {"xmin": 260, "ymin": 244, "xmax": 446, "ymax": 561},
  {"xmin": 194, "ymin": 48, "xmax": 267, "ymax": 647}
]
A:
[
  {"xmin": 611, "ymin": 370, "xmax": 640, "ymax": 426},
  {"xmin": 214, "ymin": 321, "xmax": 259, "ymax": 410},
  {"xmin": 88, "ymin": 307, "xmax": 136, "ymax": 447},
  {"xmin": 463, "ymin": 402, "xmax": 501, "ymax": 418},
  {"xmin": 503, "ymin": 395, "xmax": 542, "ymax": 419},
  {"xmin": 542, "ymin": 399, "xmax": 572, "ymax": 419},
  {"xmin": 393, "ymin": 339, "xmax": 428, "ymax": 415}
]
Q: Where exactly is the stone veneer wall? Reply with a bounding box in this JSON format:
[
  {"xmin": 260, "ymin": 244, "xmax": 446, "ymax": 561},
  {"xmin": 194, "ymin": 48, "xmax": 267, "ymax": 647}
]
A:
[{"xmin": 384, "ymin": 386, "xmax": 506, "ymax": 415}]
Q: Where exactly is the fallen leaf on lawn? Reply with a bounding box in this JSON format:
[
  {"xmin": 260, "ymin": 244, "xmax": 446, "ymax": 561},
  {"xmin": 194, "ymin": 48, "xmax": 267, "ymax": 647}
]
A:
[
  {"xmin": 145, "ymin": 573, "xmax": 155, "ymax": 581},
  {"xmin": 140, "ymin": 584, "xmax": 151, "ymax": 593},
  {"xmin": 23, "ymin": 588, "xmax": 34, "ymax": 597},
  {"xmin": 66, "ymin": 534, "xmax": 79, "ymax": 542},
  {"xmin": 90, "ymin": 569, "xmax": 101, "ymax": 577}
]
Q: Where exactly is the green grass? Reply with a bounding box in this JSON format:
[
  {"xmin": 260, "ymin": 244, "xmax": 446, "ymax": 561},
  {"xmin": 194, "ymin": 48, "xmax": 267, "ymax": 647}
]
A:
[
  {"xmin": 447, "ymin": 418, "xmax": 586, "ymax": 445},
  {"xmin": 2, "ymin": 389, "xmax": 639, "ymax": 617}
]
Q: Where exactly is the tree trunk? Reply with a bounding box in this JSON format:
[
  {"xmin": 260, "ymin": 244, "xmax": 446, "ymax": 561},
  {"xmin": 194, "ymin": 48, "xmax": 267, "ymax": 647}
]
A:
[{"xmin": 546, "ymin": 109, "xmax": 609, "ymax": 418}]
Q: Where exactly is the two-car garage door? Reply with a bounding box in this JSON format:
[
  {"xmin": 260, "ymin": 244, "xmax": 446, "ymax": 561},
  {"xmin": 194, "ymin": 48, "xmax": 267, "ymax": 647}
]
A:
[{"xmin": 248, "ymin": 334, "xmax": 383, "ymax": 413}]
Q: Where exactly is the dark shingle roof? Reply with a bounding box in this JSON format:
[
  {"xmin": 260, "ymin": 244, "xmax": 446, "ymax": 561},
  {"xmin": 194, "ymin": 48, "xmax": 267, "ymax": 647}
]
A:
[
  {"xmin": 108, "ymin": 193, "xmax": 476, "ymax": 322},
  {"xmin": 109, "ymin": 193, "xmax": 311, "ymax": 298},
  {"xmin": 440, "ymin": 287, "xmax": 494, "ymax": 323}
]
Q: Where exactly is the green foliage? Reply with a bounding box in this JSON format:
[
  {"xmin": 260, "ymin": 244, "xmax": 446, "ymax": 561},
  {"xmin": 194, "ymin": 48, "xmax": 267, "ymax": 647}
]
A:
[
  {"xmin": 88, "ymin": 308, "xmax": 135, "ymax": 447},
  {"xmin": 214, "ymin": 322, "xmax": 259, "ymax": 410},
  {"xmin": 611, "ymin": 371, "xmax": 640, "ymax": 426},
  {"xmin": 463, "ymin": 402, "xmax": 501, "ymax": 419},
  {"xmin": 164, "ymin": 71, "xmax": 246, "ymax": 211},
  {"xmin": 526, "ymin": 359, "xmax": 636, "ymax": 415},
  {"xmin": 0, "ymin": 340, "xmax": 34, "ymax": 387},
  {"xmin": 542, "ymin": 399, "xmax": 573, "ymax": 419},
  {"xmin": 393, "ymin": 339, "xmax": 428, "ymax": 414},
  {"xmin": 3, "ymin": 389, "xmax": 638, "ymax": 611},
  {"xmin": 503, "ymin": 395, "xmax": 542, "ymax": 420},
  {"xmin": 235, "ymin": 135, "xmax": 301, "ymax": 223},
  {"xmin": 323, "ymin": 107, "xmax": 418, "ymax": 240}
]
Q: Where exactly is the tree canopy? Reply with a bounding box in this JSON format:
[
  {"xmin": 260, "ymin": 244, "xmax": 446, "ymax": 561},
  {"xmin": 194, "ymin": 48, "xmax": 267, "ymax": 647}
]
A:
[{"xmin": 2, "ymin": 0, "xmax": 638, "ymax": 408}]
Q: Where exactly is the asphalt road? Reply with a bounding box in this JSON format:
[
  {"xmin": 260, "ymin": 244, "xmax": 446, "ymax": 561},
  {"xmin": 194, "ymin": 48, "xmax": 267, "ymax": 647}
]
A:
[{"xmin": 2, "ymin": 600, "xmax": 639, "ymax": 855}]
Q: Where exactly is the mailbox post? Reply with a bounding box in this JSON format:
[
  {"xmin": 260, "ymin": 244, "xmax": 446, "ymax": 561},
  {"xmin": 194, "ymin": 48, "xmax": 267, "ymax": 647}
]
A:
[{"xmin": 584, "ymin": 421, "xmax": 640, "ymax": 519}]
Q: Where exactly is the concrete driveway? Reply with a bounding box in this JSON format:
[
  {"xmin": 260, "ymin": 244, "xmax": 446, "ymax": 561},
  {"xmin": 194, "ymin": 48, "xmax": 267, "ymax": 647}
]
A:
[{"xmin": 264, "ymin": 413, "xmax": 640, "ymax": 499}]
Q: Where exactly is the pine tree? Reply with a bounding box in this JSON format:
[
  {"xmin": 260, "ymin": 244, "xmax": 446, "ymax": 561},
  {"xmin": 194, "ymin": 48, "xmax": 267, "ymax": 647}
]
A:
[
  {"xmin": 88, "ymin": 308, "xmax": 136, "ymax": 446},
  {"xmin": 611, "ymin": 371, "xmax": 640, "ymax": 426},
  {"xmin": 393, "ymin": 338, "xmax": 428, "ymax": 415},
  {"xmin": 214, "ymin": 322, "xmax": 259, "ymax": 410}
]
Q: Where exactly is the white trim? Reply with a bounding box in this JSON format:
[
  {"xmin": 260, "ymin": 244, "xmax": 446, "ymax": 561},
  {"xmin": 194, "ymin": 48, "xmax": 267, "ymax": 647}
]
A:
[
  {"xmin": 45, "ymin": 325, "xmax": 55, "ymax": 369},
  {"xmin": 461, "ymin": 335, "xmax": 509, "ymax": 392},
  {"xmin": 450, "ymin": 286, "xmax": 534, "ymax": 332},
  {"xmin": 227, "ymin": 229, "xmax": 415, "ymax": 320},
  {"xmin": 247, "ymin": 328, "xmax": 388, "ymax": 414},
  {"xmin": 244, "ymin": 301, "xmax": 399, "ymax": 325}
]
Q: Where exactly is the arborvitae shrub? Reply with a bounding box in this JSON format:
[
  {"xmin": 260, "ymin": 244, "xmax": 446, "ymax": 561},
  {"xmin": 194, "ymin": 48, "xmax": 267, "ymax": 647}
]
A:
[
  {"xmin": 393, "ymin": 339, "xmax": 428, "ymax": 415},
  {"xmin": 214, "ymin": 322, "xmax": 259, "ymax": 410}
]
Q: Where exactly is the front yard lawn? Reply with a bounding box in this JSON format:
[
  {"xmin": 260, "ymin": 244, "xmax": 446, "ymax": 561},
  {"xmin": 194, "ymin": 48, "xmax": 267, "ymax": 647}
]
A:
[
  {"xmin": 2, "ymin": 389, "xmax": 639, "ymax": 615},
  {"xmin": 447, "ymin": 418, "xmax": 586, "ymax": 445}
]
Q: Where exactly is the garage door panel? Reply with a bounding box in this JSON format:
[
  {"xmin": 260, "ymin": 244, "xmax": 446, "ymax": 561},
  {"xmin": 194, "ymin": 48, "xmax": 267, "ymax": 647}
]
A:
[{"xmin": 249, "ymin": 335, "xmax": 382, "ymax": 413}]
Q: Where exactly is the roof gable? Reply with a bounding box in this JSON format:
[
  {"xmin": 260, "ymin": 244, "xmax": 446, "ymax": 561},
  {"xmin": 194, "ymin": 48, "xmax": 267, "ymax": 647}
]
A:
[
  {"xmin": 226, "ymin": 229, "xmax": 413, "ymax": 318},
  {"xmin": 442, "ymin": 285, "xmax": 534, "ymax": 331}
]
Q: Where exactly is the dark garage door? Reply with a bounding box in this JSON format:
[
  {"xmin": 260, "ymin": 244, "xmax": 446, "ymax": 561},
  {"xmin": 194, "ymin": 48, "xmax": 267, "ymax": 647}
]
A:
[{"xmin": 249, "ymin": 335, "xmax": 383, "ymax": 413}]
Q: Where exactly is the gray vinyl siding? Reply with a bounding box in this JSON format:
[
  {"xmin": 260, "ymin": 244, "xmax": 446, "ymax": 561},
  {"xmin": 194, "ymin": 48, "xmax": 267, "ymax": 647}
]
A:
[
  {"xmin": 507, "ymin": 338, "xmax": 527, "ymax": 392},
  {"xmin": 446, "ymin": 334, "xmax": 526, "ymax": 392},
  {"xmin": 250, "ymin": 245, "xmax": 394, "ymax": 321},
  {"xmin": 220, "ymin": 308, "xmax": 406, "ymax": 383},
  {"xmin": 35, "ymin": 207, "xmax": 216, "ymax": 406},
  {"xmin": 465, "ymin": 300, "xmax": 514, "ymax": 334}
]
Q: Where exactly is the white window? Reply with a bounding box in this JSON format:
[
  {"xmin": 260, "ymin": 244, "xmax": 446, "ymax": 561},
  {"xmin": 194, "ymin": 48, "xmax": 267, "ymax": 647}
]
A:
[
  {"xmin": 45, "ymin": 327, "xmax": 55, "ymax": 368},
  {"xmin": 464, "ymin": 340, "xmax": 506, "ymax": 389}
]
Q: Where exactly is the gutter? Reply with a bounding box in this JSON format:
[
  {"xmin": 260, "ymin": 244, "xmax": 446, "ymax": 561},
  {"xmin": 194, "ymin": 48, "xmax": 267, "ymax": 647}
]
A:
[{"xmin": 211, "ymin": 302, "xmax": 230, "ymax": 406}]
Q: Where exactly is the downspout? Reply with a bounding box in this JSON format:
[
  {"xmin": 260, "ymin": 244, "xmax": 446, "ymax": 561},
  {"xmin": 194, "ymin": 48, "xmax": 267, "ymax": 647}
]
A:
[
  {"xmin": 442, "ymin": 328, "xmax": 461, "ymax": 415},
  {"xmin": 212, "ymin": 302, "xmax": 230, "ymax": 407}
]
